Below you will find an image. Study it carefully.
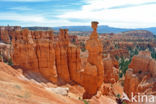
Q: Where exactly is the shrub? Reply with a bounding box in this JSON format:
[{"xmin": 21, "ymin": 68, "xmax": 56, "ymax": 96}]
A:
[
  {"xmin": 116, "ymin": 94, "xmax": 121, "ymax": 98},
  {"xmin": 83, "ymin": 100, "xmax": 88, "ymax": 104},
  {"xmin": 119, "ymin": 57, "xmax": 131, "ymax": 77},
  {"xmin": 8, "ymin": 58, "xmax": 13, "ymax": 66},
  {"xmin": 122, "ymin": 102, "xmax": 127, "ymax": 104},
  {"xmin": 14, "ymin": 85, "xmax": 21, "ymax": 90},
  {"xmin": 16, "ymin": 95, "xmax": 23, "ymax": 98},
  {"xmin": 151, "ymin": 51, "xmax": 156, "ymax": 60}
]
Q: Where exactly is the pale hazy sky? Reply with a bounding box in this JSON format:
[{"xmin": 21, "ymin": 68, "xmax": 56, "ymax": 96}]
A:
[{"xmin": 0, "ymin": 0, "xmax": 156, "ymax": 28}]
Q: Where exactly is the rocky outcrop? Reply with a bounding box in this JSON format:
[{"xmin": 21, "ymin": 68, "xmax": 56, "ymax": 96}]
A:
[
  {"xmin": 10, "ymin": 29, "xmax": 67, "ymax": 84},
  {"xmin": 54, "ymin": 29, "xmax": 71, "ymax": 84},
  {"xmin": 12, "ymin": 29, "xmax": 58, "ymax": 83},
  {"xmin": 12, "ymin": 28, "xmax": 82, "ymax": 85},
  {"xmin": 124, "ymin": 69, "xmax": 140, "ymax": 98},
  {"xmin": 67, "ymin": 46, "xmax": 81, "ymax": 83},
  {"xmin": 46, "ymin": 87, "xmax": 69, "ymax": 96},
  {"xmin": 103, "ymin": 56, "xmax": 119, "ymax": 84},
  {"xmin": 0, "ymin": 43, "xmax": 11, "ymax": 62},
  {"xmin": 129, "ymin": 51, "xmax": 156, "ymax": 76},
  {"xmin": 149, "ymin": 59, "xmax": 156, "ymax": 77},
  {"xmin": 110, "ymin": 49, "xmax": 129, "ymax": 58},
  {"xmin": 36, "ymin": 37, "xmax": 58, "ymax": 83},
  {"xmin": 0, "ymin": 62, "xmax": 83, "ymax": 104},
  {"xmin": 0, "ymin": 30, "xmax": 10, "ymax": 43},
  {"xmin": 0, "ymin": 26, "xmax": 21, "ymax": 43},
  {"xmin": 12, "ymin": 22, "xmax": 115, "ymax": 99},
  {"xmin": 122, "ymin": 30, "xmax": 154, "ymax": 38},
  {"xmin": 124, "ymin": 51, "xmax": 156, "ymax": 99},
  {"xmin": 82, "ymin": 21, "xmax": 104, "ymax": 98}
]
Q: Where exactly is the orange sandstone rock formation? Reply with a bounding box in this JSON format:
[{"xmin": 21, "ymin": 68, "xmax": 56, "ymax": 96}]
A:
[
  {"xmin": 129, "ymin": 51, "xmax": 156, "ymax": 76},
  {"xmin": 0, "ymin": 30, "xmax": 10, "ymax": 43},
  {"xmin": 12, "ymin": 22, "xmax": 120, "ymax": 100},
  {"xmin": 0, "ymin": 26, "xmax": 21, "ymax": 43},
  {"xmin": 67, "ymin": 46, "xmax": 81, "ymax": 83},
  {"xmin": 54, "ymin": 29, "xmax": 70, "ymax": 84},
  {"xmin": 0, "ymin": 62, "xmax": 83, "ymax": 104},
  {"xmin": 124, "ymin": 69, "xmax": 140, "ymax": 98},
  {"xmin": 12, "ymin": 29, "xmax": 58, "ymax": 83},
  {"xmin": 82, "ymin": 21, "xmax": 104, "ymax": 98},
  {"xmin": 103, "ymin": 55, "xmax": 119, "ymax": 84},
  {"xmin": 124, "ymin": 51, "xmax": 156, "ymax": 99}
]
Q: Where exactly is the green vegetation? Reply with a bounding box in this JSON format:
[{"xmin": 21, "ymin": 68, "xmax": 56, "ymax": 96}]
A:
[
  {"xmin": 80, "ymin": 42, "xmax": 86, "ymax": 52},
  {"xmin": 116, "ymin": 94, "xmax": 121, "ymax": 98},
  {"xmin": 136, "ymin": 45, "xmax": 146, "ymax": 51},
  {"xmin": 16, "ymin": 95, "xmax": 23, "ymax": 98},
  {"xmin": 83, "ymin": 100, "xmax": 89, "ymax": 104},
  {"xmin": 151, "ymin": 52, "xmax": 156, "ymax": 59},
  {"xmin": 0, "ymin": 53, "xmax": 13, "ymax": 66},
  {"xmin": 71, "ymin": 38, "xmax": 76, "ymax": 43},
  {"xmin": 116, "ymin": 94, "xmax": 127, "ymax": 104},
  {"xmin": 119, "ymin": 57, "xmax": 131, "ymax": 78},
  {"xmin": 79, "ymin": 97, "xmax": 89, "ymax": 104},
  {"xmin": 115, "ymin": 55, "xmax": 119, "ymax": 61},
  {"xmin": 135, "ymin": 45, "xmax": 156, "ymax": 60},
  {"xmin": 118, "ymin": 43, "xmax": 156, "ymax": 78},
  {"xmin": 129, "ymin": 48, "xmax": 138, "ymax": 58},
  {"xmin": 8, "ymin": 58, "xmax": 13, "ymax": 66},
  {"xmin": 148, "ymin": 46, "xmax": 156, "ymax": 60},
  {"xmin": 122, "ymin": 102, "xmax": 127, "ymax": 104},
  {"xmin": 118, "ymin": 48, "xmax": 139, "ymax": 78},
  {"xmin": 14, "ymin": 85, "xmax": 21, "ymax": 90},
  {"xmin": 81, "ymin": 48, "xmax": 86, "ymax": 52},
  {"xmin": 115, "ymin": 44, "xmax": 119, "ymax": 49},
  {"xmin": 16, "ymin": 92, "xmax": 31, "ymax": 99}
]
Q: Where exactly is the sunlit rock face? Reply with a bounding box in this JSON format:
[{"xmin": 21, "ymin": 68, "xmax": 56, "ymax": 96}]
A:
[
  {"xmin": 11, "ymin": 22, "xmax": 121, "ymax": 99},
  {"xmin": 11, "ymin": 27, "xmax": 83, "ymax": 85},
  {"xmin": 103, "ymin": 56, "xmax": 119, "ymax": 84},
  {"xmin": 82, "ymin": 21, "xmax": 104, "ymax": 99},
  {"xmin": 11, "ymin": 28, "xmax": 81, "ymax": 84},
  {"xmin": 0, "ymin": 26, "xmax": 21, "ymax": 44},
  {"xmin": 124, "ymin": 51, "xmax": 156, "ymax": 99},
  {"xmin": 67, "ymin": 46, "xmax": 81, "ymax": 83},
  {"xmin": 54, "ymin": 29, "xmax": 71, "ymax": 84},
  {"xmin": 12, "ymin": 29, "xmax": 58, "ymax": 83},
  {"xmin": 129, "ymin": 51, "xmax": 156, "ymax": 76},
  {"xmin": 124, "ymin": 69, "xmax": 140, "ymax": 98}
]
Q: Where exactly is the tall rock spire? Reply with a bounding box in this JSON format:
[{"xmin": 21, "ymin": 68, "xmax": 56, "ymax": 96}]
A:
[
  {"xmin": 83, "ymin": 21, "xmax": 104, "ymax": 98},
  {"xmin": 90, "ymin": 21, "xmax": 99, "ymax": 39}
]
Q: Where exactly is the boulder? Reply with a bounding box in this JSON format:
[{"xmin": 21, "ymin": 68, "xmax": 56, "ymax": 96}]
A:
[{"xmin": 46, "ymin": 87, "xmax": 69, "ymax": 96}]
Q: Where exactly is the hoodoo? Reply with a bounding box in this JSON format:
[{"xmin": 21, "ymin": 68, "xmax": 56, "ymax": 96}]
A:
[{"xmin": 11, "ymin": 22, "xmax": 105, "ymax": 98}]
